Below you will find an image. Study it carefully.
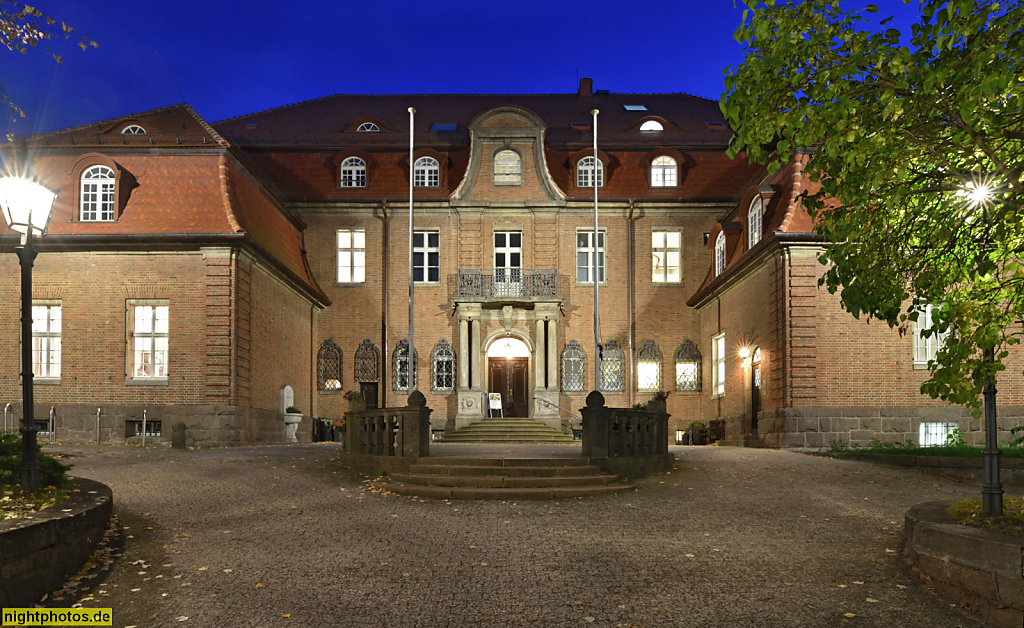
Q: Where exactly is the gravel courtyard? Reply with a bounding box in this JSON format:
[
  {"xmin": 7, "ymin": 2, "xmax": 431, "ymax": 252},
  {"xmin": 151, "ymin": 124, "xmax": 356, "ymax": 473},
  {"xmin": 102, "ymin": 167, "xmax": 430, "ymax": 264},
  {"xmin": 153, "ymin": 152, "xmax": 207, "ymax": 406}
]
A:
[{"xmin": 38, "ymin": 442, "xmax": 1011, "ymax": 627}]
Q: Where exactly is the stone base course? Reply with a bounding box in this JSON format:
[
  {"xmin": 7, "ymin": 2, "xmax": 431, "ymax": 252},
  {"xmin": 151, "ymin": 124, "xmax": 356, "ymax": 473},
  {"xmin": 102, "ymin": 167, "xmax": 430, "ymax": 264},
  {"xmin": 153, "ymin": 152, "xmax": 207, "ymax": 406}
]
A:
[
  {"xmin": 904, "ymin": 501, "xmax": 1024, "ymax": 628},
  {"xmin": 0, "ymin": 478, "xmax": 113, "ymax": 608},
  {"xmin": 831, "ymin": 452, "xmax": 1024, "ymax": 484}
]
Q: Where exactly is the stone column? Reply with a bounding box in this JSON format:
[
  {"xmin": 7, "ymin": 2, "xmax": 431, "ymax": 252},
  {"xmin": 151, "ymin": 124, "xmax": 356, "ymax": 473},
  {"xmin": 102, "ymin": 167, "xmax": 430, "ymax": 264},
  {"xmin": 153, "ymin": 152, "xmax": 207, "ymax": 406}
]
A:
[
  {"xmin": 535, "ymin": 317, "xmax": 546, "ymax": 389},
  {"xmin": 459, "ymin": 316, "xmax": 469, "ymax": 389},
  {"xmin": 546, "ymin": 318, "xmax": 557, "ymax": 391},
  {"xmin": 471, "ymin": 318, "xmax": 481, "ymax": 389}
]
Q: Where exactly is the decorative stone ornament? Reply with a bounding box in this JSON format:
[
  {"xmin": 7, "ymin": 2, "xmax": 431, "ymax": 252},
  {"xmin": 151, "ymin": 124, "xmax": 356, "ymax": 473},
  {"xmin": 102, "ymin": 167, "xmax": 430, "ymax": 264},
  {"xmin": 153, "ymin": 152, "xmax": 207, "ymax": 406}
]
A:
[{"xmin": 283, "ymin": 408, "xmax": 302, "ymax": 443}]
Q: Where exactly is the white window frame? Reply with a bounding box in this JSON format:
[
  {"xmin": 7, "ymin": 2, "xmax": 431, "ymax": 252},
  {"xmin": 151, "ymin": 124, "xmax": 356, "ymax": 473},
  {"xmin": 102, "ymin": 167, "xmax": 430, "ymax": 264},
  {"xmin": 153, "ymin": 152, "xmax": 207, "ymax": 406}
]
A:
[
  {"xmin": 913, "ymin": 304, "xmax": 947, "ymax": 368},
  {"xmin": 652, "ymin": 230, "xmax": 682, "ymax": 283},
  {"xmin": 650, "ymin": 156, "xmax": 677, "ymax": 187},
  {"xmin": 128, "ymin": 301, "xmax": 169, "ymax": 383},
  {"xmin": 493, "ymin": 149, "xmax": 522, "ymax": 185},
  {"xmin": 640, "ymin": 120, "xmax": 664, "ymax": 132},
  {"xmin": 576, "ymin": 229, "xmax": 606, "ymax": 284},
  {"xmin": 414, "ymin": 156, "xmax": 440, "ymax": 187},
  {"xmin": 121, "ymin": 124, "xmax": 146, "ymax": 135},
  {"xmin": 919, "ymin": 422, "xmax": 959, "ymax": 447},
  {"xmin": 80, "ymin": 165, "xmax": 116, "ymax": 222},
  {"xmin": 576, "ymin": 156, "xmax": 603, "ymax": 188},
  {"xmin": 714, "ymin": 232, "xmax": 726, "ymax": 277},
  {"xmin": 340, "ymin": 157, "xmax": 366, "ymax": 188},
  {"xmin": 748, "ymin": 197, "xmax": 763, "ymax": 249},
  {"xmin": 712, "ymin": 332, "xmax": 725, "ymax": 397},
  {"xmin": 32, "ymin": 302, "xmax": 61, "ymax": 381},
  {"xmin": 337, "ymin": 229, "xmax": 366, "ymax": 284},
  {"xmin": 413, "ymin": 230, "xmax": 440, "ymax": 284},
  {"xmin": 356, "ymin": 122, "xmax": 380, "ymax": 132}
]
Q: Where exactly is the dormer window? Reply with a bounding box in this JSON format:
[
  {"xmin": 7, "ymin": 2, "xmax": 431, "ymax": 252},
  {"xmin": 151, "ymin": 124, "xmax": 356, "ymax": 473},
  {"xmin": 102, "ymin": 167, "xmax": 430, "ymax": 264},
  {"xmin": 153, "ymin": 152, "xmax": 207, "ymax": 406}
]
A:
[
  {"xmin": 493, "ymin": 150, "xmax": 521, "ymax": 185},
  {"xmin": 714, "ymin": 232, "xmax": 726, "ymax": 277},
  {"xmin": 748, "ymin": 197, "xmax": 763, "ymax": 249},
  {"xmin": 577, "ymin": 156, "xmax": 603, "ymax": 188},
  {"xmin": 340, "ymin": 157, "xmax": 367, "ymax": 188},
  {"xmin": 121, "ymin": 125, "xmax": 146, "ymax": 135},
  {"xmin": 356, "ymin": 122, "xmax": 380, "ymax": 132},
  {"xmin": 651, "ymin": 156, "xmax": 677, "ymax": 187},
  {"xmin": 639, "ymin": 120, "xmax": 664, "ymax": 132},
  {"xmin": 80, "ymin": 165, "xmax": 116, "ymax": 221},
  {"xmin": 414, "ymin": 156, "xmax": 440, "ymax": 187}
]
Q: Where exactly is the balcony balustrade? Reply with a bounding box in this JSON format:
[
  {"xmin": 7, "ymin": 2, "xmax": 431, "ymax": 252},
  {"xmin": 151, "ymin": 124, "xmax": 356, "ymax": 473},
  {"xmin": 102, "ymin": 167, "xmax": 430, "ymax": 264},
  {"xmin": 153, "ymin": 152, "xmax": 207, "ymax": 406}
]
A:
[{"xmin": 457, "ymin": 269, "xmax": 557, "ymax": 299}]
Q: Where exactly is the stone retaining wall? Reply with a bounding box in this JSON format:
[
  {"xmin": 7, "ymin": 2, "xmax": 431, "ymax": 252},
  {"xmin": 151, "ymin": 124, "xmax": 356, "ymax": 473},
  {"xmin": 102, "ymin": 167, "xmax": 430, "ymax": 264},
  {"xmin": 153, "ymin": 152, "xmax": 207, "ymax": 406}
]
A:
[
  {"xmin": 832, "ymin": 452, "xmax": 1024, "ymax": 484},
  {"xmin": 0, "ymin": 478, "xmax": 113, "ymax": 608},
  {"xmin": 904, "ymin": 501, "xmax": 1024, "ymax": 628}
]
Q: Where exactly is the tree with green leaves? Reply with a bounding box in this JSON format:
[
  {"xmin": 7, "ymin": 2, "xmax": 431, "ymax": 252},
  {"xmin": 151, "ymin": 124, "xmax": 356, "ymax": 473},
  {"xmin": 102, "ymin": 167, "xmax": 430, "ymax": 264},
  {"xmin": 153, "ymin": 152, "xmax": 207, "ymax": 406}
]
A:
[
  {"xmin": 721, "ymin": 0, "xmax": 1024, "ymax": 415},
  {"xmin": 0, "ymin": 1, "xmax": 95, "ymax": 121}
]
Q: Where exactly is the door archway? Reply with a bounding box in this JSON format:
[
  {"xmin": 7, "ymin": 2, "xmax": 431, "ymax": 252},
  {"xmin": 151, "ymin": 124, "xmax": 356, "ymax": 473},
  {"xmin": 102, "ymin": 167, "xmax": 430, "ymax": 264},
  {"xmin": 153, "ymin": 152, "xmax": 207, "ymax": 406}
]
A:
[{"xmin": 486, "ymin": 336, "xmax": 530, "ymax": 417}]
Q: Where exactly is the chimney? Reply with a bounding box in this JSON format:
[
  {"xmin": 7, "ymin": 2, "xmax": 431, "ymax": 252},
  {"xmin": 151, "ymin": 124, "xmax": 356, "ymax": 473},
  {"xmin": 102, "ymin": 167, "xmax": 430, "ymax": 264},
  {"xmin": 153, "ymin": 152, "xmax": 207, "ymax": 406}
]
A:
[{"xmin": 578, "ymin": 77, "xmax": 593, "ymax": 97}]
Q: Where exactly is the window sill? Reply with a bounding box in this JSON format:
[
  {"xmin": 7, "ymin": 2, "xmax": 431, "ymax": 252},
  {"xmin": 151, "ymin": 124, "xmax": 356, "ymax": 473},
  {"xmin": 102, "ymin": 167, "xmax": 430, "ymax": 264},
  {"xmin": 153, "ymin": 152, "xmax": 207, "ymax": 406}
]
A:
[
  {"xmin": 126, "ymin": 377, "xmax": 169, "ymax": 386},
  {"xmin": 335, "ymin": 282, "xmax": 367, "ymax": 287},
  {"xmin": 576, "ymin": 281, "xmax": 609, "ymax": 287},
  {"xmin": 414, "ymin": 281, "xmax": 441, "ymax": 287},
  {"xmin": 493, "ymin": 181, "xmax": 523, "ymax": 187},
  {"xmin": 652, "ymin": 280, "xmax": 684, "ymax": 285},
  {"xmin": 912, "ymin": 362, "xmax": 931, "ymax": 370},
  {"xmin": 34, "ymin": 378, "xmax": 61, "ymax": 386}
]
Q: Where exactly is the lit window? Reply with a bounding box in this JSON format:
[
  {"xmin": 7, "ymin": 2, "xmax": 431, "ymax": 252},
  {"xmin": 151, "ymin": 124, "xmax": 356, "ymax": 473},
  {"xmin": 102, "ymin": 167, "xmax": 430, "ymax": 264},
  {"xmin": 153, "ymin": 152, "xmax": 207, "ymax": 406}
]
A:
[
  {"xmin": 561, "ymin": 340, "xmax": 586, "ymax": 393},
  {"xmin": 637, "ymin": 340, "xmax": 662, "ymax": 393},
  {"xmin": 913, "ymin": 304, "xmax": 947, "ymax": 368},
  {"xmin": 340, "ymin": 157, "xmax": 366, "ymax": 188},
  {"xmin": 413, "ymin": 230, "xmax": 440, "ymax": 283},
  {"xmin": 392, "ymin": 340, "xmax": 418, "ymax": 392},
  {"xmin": 675, "ymin": 340, "xmax": 701, "ymax": 392},
  {"xmin": 121, "ymin": 124, "xmax": 146, "ymax": 135},
  {"xmin": 652, "ymin": 230, "xmax": 681, "ymax": 283},
  {"xmin": 640, "ymin": 120, "xmax": 664, "ymax": 132},
  {"xmin": 493, "ymin": 150, "xmax": 522, "ymax": 185},
  {"xmin": 354, "ymin": 339, "xmax": 380, "ymax": 383},
  {"xmin": 712, "ymin": 333, "xmax": 725, "ymax": 396},
  {"xmin": 414, "ymin": 156, "xmax": 440, "ymax": 187},
  {"xmin": 431, "ymin": 339, "xmax": 455, "ymax": 392},
  {"xmin": 919, "ymin": 422, "xmax": 959, "ymax": 447},
  {"xmin": 80, "ymin": 165, "xmax": 115, "ymax": 222},
  {"xmin": 32, "ymin": 303, "xmax": 61, "ymax": 379},
  {"xmin": 651, "ymin": 156, "xmax": 677, "ymax": 187},
  {"xmin": 577, "ymin": 156, "xmax": 603, "ymax": 188},
  {"xmin": 317, "ymin": 339, "xmax": 342, "ymax": 391},
  {"xmin": 599, "ymin": 339, "xmax": 624, "ymax": 392},
  {"xmin": 131, "ymin": 304, "xmax": 169, "ymax": 379},
  {"xmin": 337, "ymin": 229, "xmax": 366, "ymax": 283},
  {"xmin": 356, "ymin": 122, "xmax": 379, "ymax": 132},
  {"xmin": 576, "ymin": 229, "xmax": 606, "ymax": 283},
  {"xmin": 714, "ymin": 232, "xmax": 726, "ymax": 277},
  {"xmin": 748, "ymin": 197, "xmax": 763, "ymax": 249}
]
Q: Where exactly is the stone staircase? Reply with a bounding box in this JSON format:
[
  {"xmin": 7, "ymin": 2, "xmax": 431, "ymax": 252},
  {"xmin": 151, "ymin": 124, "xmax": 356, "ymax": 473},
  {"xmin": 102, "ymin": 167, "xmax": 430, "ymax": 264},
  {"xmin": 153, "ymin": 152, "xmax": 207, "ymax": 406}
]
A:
[
  {"xmin": 441, "ymin": 417, "xmax": 576, "ymax": 443},
  {"xmin": 377, "ymin": 458, "xmax": 639, "ymax": 500}
]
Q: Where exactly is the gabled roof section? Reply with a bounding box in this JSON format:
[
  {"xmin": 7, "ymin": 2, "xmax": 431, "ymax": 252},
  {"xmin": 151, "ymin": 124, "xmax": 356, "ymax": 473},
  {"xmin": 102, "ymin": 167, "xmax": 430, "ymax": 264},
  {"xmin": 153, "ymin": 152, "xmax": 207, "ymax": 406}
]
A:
[{"xmin": 11, "ymin": 104, "xmax": 226, "ymax": 148}]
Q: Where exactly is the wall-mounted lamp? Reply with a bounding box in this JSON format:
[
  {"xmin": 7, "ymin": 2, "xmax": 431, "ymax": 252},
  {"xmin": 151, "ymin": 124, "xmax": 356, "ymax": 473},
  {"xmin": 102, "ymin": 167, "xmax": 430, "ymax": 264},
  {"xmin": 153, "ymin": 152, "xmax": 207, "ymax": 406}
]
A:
[{"xmin": 738, "ymin": 347, "xmax": 751, "ymax": 359}]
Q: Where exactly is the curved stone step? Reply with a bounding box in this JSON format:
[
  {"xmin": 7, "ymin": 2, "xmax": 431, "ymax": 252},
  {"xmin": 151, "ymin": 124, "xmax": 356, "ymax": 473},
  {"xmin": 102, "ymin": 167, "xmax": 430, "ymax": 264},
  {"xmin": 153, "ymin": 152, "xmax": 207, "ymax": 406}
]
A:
[
  {"xmin": 376, "ymin": 481, "xmax": 640, "ymax": 500},
  {"xmin": 406, "ymin": 464, "xmax": 605, "ymax": 477},
  {"xmin": 390, "ymin": 473, "xmax": 617, "ymax": 488}
]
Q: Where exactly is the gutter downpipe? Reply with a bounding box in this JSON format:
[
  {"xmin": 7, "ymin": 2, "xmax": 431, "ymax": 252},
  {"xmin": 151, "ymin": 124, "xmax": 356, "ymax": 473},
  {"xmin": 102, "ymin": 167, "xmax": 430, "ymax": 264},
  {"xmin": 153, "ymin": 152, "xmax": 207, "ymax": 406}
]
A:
[
  {"xmin": 627, "ymin": 199, "xmax": 635, "ymax": 408},
  {"xmin": 381, "ymin": 200, "xmax": 389, "ymax": 409}
]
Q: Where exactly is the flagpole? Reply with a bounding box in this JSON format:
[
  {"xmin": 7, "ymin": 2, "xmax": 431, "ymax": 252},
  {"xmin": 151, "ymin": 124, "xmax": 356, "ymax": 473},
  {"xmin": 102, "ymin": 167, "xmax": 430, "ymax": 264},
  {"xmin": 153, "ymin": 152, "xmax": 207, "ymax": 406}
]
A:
[
  {"xmin": 408, "ymin": 106, "xmax": 416, "ymax": 392},
  {"xmin": 592, "ymin": 108, "xmax": 600, "ymax": 391}
]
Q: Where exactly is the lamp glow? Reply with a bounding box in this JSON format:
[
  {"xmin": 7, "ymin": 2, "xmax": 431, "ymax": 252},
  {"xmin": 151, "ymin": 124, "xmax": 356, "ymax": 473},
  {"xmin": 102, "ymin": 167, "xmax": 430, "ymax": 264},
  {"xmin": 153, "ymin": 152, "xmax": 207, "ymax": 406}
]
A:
[
  {"xmin": 0, "ymin": 177, "xmax": 56, "ymax": 236},
  {"xmin": 739, "ymin": 347, "xmax": 751, "ymax": 359}
]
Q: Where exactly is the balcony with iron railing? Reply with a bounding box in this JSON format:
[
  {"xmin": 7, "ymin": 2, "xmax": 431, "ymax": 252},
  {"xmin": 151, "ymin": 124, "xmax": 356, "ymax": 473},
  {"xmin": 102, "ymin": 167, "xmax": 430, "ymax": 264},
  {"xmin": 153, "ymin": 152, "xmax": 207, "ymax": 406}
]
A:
[{"xmin": 456, "ymin": 269, "xmax": 558, "ymax": 299}]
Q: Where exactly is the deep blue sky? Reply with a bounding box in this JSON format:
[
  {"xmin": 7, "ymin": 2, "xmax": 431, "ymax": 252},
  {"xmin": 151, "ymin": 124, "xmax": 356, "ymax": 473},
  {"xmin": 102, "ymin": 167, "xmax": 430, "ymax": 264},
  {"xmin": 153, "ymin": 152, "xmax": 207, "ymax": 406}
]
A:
[{"xmin": 1, "ymin": 0, "xmax": 922, "ymax": 137}]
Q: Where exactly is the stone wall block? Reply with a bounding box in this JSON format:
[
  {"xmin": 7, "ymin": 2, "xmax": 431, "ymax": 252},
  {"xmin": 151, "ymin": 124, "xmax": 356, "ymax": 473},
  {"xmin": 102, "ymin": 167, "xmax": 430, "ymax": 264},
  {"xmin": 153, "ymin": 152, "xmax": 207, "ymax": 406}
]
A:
[
  {"xmin": 804, "ymin": 432, "xmax": 824, "ymax": 448},
  {"xmin": 799, "ymin": 417, "xmax": 820, "ymax": 433},
  {"xmin": 881, "ymin": 417, "xmax": 912, "ymax": 433},
  {"xmin": 783, "ymin": 433, "xmax": 805, "ymax": 448}
]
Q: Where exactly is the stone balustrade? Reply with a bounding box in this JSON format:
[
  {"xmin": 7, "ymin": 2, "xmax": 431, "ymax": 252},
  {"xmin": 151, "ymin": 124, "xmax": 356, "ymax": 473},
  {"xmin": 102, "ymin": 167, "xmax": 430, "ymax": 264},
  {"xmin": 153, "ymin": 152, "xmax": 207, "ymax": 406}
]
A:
[
  {"xmin": 581, "ymin": 391, "xmax": 670, "ymax": 469},
  {"xmin": 344, "ymin": 391, "xmax": 432, "ymax": 458}
]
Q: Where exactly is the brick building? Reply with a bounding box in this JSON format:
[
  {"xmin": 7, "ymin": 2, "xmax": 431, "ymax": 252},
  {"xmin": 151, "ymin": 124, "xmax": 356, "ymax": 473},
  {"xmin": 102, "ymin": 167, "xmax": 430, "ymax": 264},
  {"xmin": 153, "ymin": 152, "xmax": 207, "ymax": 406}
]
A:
[{"xmin": 3, "ymin": 80, "xmax": 1020, "ymax": 446}]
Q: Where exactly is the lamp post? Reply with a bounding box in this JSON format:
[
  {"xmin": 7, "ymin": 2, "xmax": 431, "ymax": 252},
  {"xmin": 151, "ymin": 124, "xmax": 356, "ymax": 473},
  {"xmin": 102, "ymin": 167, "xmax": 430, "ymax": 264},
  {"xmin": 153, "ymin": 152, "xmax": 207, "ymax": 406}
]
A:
[{"xmin": 0, "ymin": 176, "xmax": 56, "ymax": 493}]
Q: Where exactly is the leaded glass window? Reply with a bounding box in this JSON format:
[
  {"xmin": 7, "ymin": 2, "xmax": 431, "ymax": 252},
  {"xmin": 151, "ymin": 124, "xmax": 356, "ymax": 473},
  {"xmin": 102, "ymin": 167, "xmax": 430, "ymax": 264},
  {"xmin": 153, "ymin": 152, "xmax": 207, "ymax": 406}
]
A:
[
  {"xmin": 317, "ymin": 339, "xmax": 342, "ymax": 391},
  {"xmin": 354, "ymin": 339, "xmax": 379, "ymax": 383},
  {"xmin": 637, "ymin": 340, "xmax": 662, "ymax": 392},
  {"xmin": 599, "ymin": 339, "xmax": 624, "ymax": 392},
  {"xmin": 675, "ymin": 340, "xmax": 701, "ymax": 392},
  {"xmin": 561, "ymin": 340, "xmax": 586, "ymax": 393},
  {"xmin": 392, "ymin": 340, "xmax": 419, "ymax": 392},
  {"xmin": 431, "ymin": 339, "xmax": 455, "ymax": 392}
]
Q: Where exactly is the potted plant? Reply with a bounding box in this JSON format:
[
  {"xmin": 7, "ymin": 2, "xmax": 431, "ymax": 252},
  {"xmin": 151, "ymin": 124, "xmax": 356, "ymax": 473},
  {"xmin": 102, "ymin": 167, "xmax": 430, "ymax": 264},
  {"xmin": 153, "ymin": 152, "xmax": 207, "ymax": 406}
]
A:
[
  {"xmin": 332, "ymin": 417, "xmax": 346, "ymax": 444},
  {"xmin": 283, "ymin": 406, "xmax": 303, "ymax": 443},
  {"xmin": 689, "ymin": 420, "xmax": 707, "ymax": 446},
  {"xmin": 648, "ymin": 390, "xmax": 671, "ymax": 414},
  {"xmin": 343, "ymin": 390, "xmax": 364, "ymax": 413}
]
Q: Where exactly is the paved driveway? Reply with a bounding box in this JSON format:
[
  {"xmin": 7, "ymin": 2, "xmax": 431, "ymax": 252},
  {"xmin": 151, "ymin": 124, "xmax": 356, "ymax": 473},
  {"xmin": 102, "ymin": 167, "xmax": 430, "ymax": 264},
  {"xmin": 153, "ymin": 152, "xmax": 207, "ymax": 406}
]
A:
[{"xmin": 40, "ymin": 443, "xmax": 1008, "ymax": 627}]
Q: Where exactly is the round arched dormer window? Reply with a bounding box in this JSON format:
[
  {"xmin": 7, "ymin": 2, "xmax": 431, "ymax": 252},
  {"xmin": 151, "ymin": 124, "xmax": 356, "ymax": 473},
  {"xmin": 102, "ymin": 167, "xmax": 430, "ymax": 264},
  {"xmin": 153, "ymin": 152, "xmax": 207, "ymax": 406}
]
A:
[
  {"xmin": 356, "ymin": 122, "xmax": 380, "ymax": 132},
  {"xmin": 714, "ymin": 232, "xmax": 726, "ymax": 277},
  {"xmin": 639, "ymin": 120, "xmax": 664, "ymax": 132},
  {"xmin": 121, "ymin": 124, "xmax": 146, "ymax": 135}
]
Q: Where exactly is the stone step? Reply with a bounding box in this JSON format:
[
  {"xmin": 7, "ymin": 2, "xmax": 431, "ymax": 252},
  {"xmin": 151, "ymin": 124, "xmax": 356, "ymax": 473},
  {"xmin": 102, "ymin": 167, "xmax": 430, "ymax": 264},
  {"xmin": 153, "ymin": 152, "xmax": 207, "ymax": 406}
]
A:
[
  {"xmin": 407, "ymin": 464, "xmax": 604, "ymax": 477},
  {"xmin": 390, "ymin": 473, "xmax": 617, "ymax": 488},
  {"xmin": 441, "ymin": 435, "xmax": 576, "ymax": 443},
  {"xmin": 442, "ymin": 417, "xmax": 574, "ymax": 444},
  {"xmin": 376, "ymin": 482, "xmax": 640, "ymax": 501},
  {"xmin": 420, "ymin": 458, "xmax": 593, "ymax": 467}
]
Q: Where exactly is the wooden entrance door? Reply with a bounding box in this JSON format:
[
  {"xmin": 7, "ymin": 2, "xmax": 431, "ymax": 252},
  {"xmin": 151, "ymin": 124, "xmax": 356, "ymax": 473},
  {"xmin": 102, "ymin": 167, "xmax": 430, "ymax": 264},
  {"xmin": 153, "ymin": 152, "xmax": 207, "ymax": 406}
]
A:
[
  {"xmin": 360, "ymin": 382, "xmax": 379, "ymax": 409},
  {"xmin": 751, "ymin": 348, "xmax": 761, "ymax": 433},
  {"xmin": 488, "ymin": 357, "xmax": 529, "ymax": 417}
]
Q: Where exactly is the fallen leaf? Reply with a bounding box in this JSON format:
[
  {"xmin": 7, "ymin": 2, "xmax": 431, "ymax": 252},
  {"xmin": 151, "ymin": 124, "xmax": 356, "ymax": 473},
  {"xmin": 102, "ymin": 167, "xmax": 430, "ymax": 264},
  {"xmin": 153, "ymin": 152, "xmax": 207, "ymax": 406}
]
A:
[
  {"xmin": 176, "ymin": 617, "xmax": 188, "ymax": 622},
  {"xmin": 255, "ymin": 583, "xmax": 263, "ymax": 588},
  {"xmin": 584, "ymin": 619, "xmax": 595, "ymax": 623},
  {"xmin": 281, "ymin": 614, "xmax": 291, "ymax": 618},
  {"xmin": 853, "ymin": 581, "xmax": 864, "ymax": 585},
  {"xmin": 844, "ymin": 613, "xmax": 856, "ymax": 618},
  {"xmin": 837, "ymin": 584, "xmax": 848, "ymax": 588},
  {"xmin": 223, "ymin": 569, "xmax": 232, "ymax": 573},
  {"xmin": 866, "ymin": 598, "xmax": 879, "ymax": 603}
]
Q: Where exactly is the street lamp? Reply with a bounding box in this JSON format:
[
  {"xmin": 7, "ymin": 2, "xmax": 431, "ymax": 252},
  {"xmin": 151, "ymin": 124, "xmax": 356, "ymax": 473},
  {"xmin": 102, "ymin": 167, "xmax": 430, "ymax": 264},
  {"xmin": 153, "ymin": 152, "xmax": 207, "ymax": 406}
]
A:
[{"xmin": 0, "ymin": 175, "xmax": 56, "ymax": 493}]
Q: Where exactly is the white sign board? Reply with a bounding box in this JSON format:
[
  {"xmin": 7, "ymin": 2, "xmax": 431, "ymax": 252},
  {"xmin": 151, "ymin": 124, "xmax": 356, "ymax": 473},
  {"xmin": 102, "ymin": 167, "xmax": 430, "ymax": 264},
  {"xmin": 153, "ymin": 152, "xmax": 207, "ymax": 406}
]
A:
[{"xmin": 488, "ymin": 393, "xmax": 502, "ymax": 410}]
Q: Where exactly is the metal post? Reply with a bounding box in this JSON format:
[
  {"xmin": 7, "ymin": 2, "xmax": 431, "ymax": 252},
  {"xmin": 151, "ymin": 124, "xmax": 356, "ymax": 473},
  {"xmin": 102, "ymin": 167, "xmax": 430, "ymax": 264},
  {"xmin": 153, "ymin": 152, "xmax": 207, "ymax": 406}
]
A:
[
  {"xmin": 17, "ymin": 230, "xmax": 39, "ymax": 492},
  {"xmin": 96, "ymin": 407, "xmax": 101, "ymax": 445},
  {"xmin": 982, "ymin": 346, "xmax": 1003, "ymax": 516},
  {"xmin": 591, "ymin": 108, "xmax": 600, "ymax": 391},
  {"xmin": 48, "ymin": 406, "xmax": 55, "ymax": 443},
  {"xmin": 408, "ymin": 106, "xmax": 416, "ymax": 391},
  {"xmin": 4, "ymin": 403, "xmax": 10, "ymax": 432},
  {"xmin": 142, "ymin": 409, "xmax": 147, "ymax": 448}
]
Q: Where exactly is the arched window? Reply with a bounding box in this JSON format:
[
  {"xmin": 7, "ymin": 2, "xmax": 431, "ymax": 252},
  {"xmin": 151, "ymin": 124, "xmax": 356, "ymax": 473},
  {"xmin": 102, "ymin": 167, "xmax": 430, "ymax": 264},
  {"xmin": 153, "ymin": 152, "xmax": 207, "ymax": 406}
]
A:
[
  {"xmin": 392, "ymin": 340, "xmax": 419, "ymax": 391},
  {"xmin": 651, "ymin": 156, "xmax": 677, "ymax": 187},
  {"xmin": 121, "ymin": 124, "xmax": 146, "ymax": 135},
  {"xmin": 340, "ymin": 157, "xmax": 366, "ymax": 188},
  {"xmin": 431, "ymin": 339, "xmax": 455, "ymax": 392},
  {"xmin": 80, "ymin": 165, "xmax": 116, "ymax": 222},
  {"xmin": 561, "ymin": 340, "xmax": 586, "ymax": 393},
  {"xmin": 354, "ymin": 339, "xmax": 380, "ymax": 383},
  {"xmin": 639, "ymin": 120, "xmax": 664, "ymax": 132},
  {"xmin": 714, "ymin": 232, "xmax": 726, "ymax": 277},
  {"xmin": 577, "ymin": 156, "xmax": 603, "ymax": 188},
  {"xmin": 356, "ymin": 122, "xmax": 379, "ymax": 132},
  {"xmin": 414, "ymin": 156, "xmax": 440, "ymax": 187},
  {"xmin": 317, "ymin": 339, "xmax": 342, "ymax": 390},
  {"xmin": 493, "ymin": 150, "xmax": 522, "ymax": 185},
  {"xmin": 637, "ymin": 340, "xmax": 662, "ymax": 392},
  {"xmin": 598, "ymin": 339, "xmax": 624, "ymax": 392},
  {"xmin": 748, "ymin": 197, "xmax": 763, "ymax": 249},
  {"xmin": 675, "ymin": 340, "xmax": 701, "ymax": 392}
]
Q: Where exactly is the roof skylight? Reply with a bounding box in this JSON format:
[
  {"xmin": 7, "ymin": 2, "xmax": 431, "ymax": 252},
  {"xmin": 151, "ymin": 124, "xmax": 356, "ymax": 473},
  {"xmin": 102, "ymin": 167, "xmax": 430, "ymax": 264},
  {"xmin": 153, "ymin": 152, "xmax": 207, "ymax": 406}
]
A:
[
  {"xmin": 429, "ymin": 123, "xmax": 459, "ymax": 132},
  {"xmin": 623, "ymin": 105, "xmax": 648, "ymax": 111}
]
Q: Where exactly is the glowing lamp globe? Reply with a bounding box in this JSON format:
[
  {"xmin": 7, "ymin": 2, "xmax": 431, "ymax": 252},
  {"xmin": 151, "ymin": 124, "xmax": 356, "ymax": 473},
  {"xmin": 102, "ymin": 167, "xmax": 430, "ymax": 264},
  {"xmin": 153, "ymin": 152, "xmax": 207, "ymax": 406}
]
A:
[
  {"xmin": 0, "ymin": 177, "xmax": 56, "ymax": 235},
  {"xmin": 739, "ymin": 347, "xmax": 751, "ymax": 359}
]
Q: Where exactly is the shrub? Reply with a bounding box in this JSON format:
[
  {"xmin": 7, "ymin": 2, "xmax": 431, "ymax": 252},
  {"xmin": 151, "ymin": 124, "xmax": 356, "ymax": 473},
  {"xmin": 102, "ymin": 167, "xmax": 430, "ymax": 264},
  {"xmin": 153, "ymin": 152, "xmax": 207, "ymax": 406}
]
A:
[{"xmin": 0, "ymin": 431, "xmax": 72, "ymax": 493}]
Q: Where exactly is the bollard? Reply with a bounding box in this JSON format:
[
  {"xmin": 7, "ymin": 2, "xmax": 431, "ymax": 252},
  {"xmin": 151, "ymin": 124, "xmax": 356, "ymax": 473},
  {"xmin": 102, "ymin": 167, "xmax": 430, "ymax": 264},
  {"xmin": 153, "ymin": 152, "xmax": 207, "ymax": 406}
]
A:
[{"xmin": 171, "ymin": 422, "xmax": 187, "ymax": 449}]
